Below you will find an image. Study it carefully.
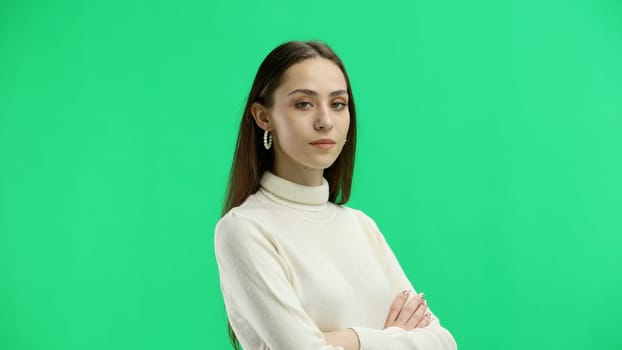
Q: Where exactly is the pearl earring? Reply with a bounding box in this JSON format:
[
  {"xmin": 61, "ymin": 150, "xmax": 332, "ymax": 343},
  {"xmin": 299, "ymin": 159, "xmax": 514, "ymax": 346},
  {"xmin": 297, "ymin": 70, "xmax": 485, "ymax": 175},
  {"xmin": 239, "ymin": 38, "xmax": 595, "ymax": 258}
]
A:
[{"xmin": 263, "ymin": 130, "xmax": 272, "ymax": 150}]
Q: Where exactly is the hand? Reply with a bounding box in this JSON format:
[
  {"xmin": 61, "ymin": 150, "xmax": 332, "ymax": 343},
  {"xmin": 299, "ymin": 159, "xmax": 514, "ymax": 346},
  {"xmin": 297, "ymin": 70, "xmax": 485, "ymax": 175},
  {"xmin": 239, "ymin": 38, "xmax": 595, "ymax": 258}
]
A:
[
  {"xmin": 383, "ymin": 290, "xmax": 431, "ymax": 330},
  {"xmin": 322, "ymin": 328, "xmax": 360, "ymax": 350}
]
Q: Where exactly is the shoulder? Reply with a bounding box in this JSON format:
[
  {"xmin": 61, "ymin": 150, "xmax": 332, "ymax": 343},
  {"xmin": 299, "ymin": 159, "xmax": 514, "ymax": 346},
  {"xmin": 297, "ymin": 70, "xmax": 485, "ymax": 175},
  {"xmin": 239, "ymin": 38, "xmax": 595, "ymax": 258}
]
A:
[
  {"xmin": 336, "ymin": 205, "xmax": 388, "ymax": 246},
  {"xmin": 215, "ymin": 208, "xmax": 256, "ymax": 237},
  {"xmin": 214, "ymin": 192, "xmax": 290, "ymax": 255},
  {"xmin": 215, "ymin": 191, "xmax": 275, "ymax": 233},
  {"xmin": 341, "ymin": 205, "xmax": 394, "ymax": 251},
  {"xmin": 214, "ymin": 210, "xmax": 283, "ymax": 271},
  {"xmin": 215, "ymin": 205, "xmax": 267, "ymax": 247},
  {"xmin": 339, "ymin": 205, "xmax": 380, "ymax": 231}
]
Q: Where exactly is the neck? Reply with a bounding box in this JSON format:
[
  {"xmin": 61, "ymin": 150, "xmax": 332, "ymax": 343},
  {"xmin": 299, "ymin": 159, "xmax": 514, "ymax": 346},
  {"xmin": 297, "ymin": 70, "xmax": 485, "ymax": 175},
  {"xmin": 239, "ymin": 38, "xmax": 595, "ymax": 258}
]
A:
[{"xmin": 272, "ymin": 164, "xmax": 324, "ymax": 187}]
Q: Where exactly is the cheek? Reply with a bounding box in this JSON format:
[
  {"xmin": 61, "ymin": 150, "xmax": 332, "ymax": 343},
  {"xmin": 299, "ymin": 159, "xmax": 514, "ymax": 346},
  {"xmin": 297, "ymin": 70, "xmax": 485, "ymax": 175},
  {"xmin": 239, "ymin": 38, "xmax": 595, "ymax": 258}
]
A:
[
  {"xmin": 272, "ymin": 119, "xmax": 304, "ymax": 144},
  {"xmin": 341, "ymin": 114, "xmax": 351, "ymax": 132}
]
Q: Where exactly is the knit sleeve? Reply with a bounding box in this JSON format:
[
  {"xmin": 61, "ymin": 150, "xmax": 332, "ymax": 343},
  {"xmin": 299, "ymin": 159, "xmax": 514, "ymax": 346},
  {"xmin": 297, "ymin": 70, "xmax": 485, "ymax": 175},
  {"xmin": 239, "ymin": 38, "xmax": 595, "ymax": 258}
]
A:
[
  {"xmin": 349, "ymin": 211, "xmax": 458, "ymax": 350},
  {"xmin": 214, "ymin": 211, "xmax": 345, "ymax": 350}
]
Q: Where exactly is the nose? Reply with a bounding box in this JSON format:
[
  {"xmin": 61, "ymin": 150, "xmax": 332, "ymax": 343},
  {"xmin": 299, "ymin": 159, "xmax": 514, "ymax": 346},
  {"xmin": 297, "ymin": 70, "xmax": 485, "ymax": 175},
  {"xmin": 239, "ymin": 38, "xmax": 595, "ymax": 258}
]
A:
[{"xmin": 314, "ymin": 104, "xmax": 334, "ymax": 131}]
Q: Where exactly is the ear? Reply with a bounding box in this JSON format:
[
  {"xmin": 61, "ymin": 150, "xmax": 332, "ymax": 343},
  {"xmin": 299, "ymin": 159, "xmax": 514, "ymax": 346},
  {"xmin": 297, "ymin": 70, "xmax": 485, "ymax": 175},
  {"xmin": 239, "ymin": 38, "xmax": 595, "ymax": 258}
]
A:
[{"xmin": 251, "ymin": 102, "xmax": 272, "ymax": 131}]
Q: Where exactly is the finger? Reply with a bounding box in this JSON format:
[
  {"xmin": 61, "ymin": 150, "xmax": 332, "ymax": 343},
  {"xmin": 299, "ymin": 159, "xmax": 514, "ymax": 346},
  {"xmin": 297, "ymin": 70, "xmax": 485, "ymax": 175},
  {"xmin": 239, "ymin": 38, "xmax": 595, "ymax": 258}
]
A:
[
  {"xmin": 416, "ymin": 312, "xmax": 432, "ymax": 328},
  {"xmin": 384, "ymin": 290, "xmax": 410, "ymax": 327},
  {"xmin": 395, "ymin": 293, "xmax": 424, "ymax": 325},
  {"xmin": 405, "ymin": 299, "xmax": 428, "ymax": 329}
]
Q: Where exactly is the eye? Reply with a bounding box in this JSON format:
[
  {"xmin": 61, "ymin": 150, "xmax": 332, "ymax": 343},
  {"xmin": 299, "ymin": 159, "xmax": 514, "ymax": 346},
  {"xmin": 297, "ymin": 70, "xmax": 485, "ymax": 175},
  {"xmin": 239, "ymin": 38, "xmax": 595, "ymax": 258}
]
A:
[
  {"xmin": 295, "ymin": 101, "xmax": 313, "ymax": 110},
  {"xmin": 332, "ymin": 101, "xmax": 347, "ymax": 110}
]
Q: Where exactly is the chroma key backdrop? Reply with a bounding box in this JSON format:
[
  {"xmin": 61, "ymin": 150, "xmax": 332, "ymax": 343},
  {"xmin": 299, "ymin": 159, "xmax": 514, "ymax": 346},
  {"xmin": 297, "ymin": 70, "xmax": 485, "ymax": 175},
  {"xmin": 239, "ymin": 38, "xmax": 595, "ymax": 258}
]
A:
[{"xmin": 1, "ymin": 0, "xmax": 621, "ymax": 349}]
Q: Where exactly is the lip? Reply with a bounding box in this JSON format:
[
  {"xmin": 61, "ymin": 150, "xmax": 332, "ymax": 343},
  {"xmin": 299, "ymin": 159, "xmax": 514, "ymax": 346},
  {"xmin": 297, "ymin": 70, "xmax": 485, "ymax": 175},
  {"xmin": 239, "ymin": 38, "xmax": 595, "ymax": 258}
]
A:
[
  {"xmin": 309, "ymin": 138, "xmax": 336, "ymax": 145},
  {"xmin": 310, "ymin": 138, "xmax": 336, "ymax": 150}
]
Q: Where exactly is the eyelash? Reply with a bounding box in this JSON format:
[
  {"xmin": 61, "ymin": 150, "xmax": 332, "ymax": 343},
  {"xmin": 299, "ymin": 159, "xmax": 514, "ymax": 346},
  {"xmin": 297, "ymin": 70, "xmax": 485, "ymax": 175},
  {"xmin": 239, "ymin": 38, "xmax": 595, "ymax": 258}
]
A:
[
  {"xmin": 295, "ymin": 102, "xmax": 312, "ymax": 109},
  {"xmin": 295, "ymin": 101, "xmax": 347, "ymax": 110}
]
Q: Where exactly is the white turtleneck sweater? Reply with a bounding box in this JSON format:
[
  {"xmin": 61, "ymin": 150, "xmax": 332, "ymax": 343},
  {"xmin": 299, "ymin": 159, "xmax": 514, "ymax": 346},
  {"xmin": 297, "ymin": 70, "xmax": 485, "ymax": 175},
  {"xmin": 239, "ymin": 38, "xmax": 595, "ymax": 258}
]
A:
[{"xmin": 214, "ymin": 171, "xmax": 457, "ymax": 350}]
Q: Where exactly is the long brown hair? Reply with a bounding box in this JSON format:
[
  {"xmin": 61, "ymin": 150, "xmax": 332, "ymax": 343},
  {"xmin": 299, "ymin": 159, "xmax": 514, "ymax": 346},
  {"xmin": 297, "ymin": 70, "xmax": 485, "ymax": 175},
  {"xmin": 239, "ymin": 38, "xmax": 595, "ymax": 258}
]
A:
[{"xmin": 220, "ymin": 40, "xmax": 358, "ymax": 349}]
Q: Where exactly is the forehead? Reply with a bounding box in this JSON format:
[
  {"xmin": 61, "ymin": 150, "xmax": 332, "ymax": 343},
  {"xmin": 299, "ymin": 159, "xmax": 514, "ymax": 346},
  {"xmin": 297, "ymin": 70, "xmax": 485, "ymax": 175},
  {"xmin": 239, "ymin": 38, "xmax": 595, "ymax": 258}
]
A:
[{"xmin": 277, "ymin": 57, "xmax": 347, "ymax": 93}]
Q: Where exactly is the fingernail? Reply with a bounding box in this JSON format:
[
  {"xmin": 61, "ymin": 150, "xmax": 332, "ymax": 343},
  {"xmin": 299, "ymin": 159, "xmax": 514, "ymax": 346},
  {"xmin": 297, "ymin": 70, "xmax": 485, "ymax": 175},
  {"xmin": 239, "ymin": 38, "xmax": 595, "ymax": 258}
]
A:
[
  {"xmin": 423, "ymin": 300, "xmax": 428, "ymax": 305},
  {"xmin": 419, "ymin": 292, "xmax": 425, "ymax": 298},
  {"xmin": 402, "ymin": 289, "xmax": 410, "ymax": 295},
  {"xmin": 425, "ymin": 312, "xmax": 431, "ymax": 317}
]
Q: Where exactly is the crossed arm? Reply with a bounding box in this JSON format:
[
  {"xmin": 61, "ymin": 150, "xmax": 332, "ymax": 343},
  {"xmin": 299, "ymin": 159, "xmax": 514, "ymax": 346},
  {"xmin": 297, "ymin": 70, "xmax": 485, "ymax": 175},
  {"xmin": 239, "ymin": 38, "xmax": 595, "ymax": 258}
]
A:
[
  {"xmin": 215, "ymin": 212, "xmax": 456, "ymax": 350},
  {"xmin": 322, "ymin": 289, "xmax": 432, "ymax": 350}
]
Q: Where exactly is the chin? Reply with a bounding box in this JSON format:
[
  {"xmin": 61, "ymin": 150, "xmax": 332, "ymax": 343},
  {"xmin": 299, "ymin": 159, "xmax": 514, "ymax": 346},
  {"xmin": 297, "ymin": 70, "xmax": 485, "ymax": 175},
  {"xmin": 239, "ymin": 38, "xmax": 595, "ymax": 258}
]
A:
[
  {"xmin": 297, "ymin": 153, "xmax": 341, "ymax": 171},
  {"xmin": 307, "ymin": 160, "xmax": 338, "ymax": 170}
]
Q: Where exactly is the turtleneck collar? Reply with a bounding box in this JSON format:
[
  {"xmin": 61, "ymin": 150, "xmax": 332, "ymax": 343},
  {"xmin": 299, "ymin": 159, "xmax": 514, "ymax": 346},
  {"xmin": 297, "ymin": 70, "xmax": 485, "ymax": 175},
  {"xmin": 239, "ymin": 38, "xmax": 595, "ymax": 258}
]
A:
[{"xmin": 258, "ymin": 170, "xmax": 329, "ymax": 209}]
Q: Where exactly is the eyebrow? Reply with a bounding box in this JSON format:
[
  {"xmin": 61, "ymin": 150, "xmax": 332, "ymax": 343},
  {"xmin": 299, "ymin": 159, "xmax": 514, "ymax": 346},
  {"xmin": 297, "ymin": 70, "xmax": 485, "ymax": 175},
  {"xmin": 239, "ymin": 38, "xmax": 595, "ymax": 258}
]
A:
[{"xmin": 287, "ymin": 88, "xmax": 348, "ymax": 97}]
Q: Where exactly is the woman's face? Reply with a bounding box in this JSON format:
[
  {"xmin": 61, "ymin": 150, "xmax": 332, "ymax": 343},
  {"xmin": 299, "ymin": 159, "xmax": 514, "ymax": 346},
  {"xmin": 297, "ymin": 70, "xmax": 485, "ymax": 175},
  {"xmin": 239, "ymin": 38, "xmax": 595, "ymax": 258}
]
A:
[{"xmin": 265, "ymin": 57, "xmax": 350, "ymax": 179}]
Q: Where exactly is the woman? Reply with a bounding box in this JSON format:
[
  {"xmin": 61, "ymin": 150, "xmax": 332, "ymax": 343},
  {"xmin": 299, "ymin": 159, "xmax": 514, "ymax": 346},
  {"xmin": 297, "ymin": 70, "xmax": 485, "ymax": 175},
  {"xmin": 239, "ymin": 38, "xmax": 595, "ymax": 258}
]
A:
[{"xmin": 214, "ymin": 40, "xmax": 457, "ymax": 350}]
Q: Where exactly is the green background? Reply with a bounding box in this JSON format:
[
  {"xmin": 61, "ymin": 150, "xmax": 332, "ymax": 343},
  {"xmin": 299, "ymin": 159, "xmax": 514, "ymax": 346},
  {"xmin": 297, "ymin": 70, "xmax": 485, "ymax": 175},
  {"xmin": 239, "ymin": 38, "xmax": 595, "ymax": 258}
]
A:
[{"xmin": 1, "ymin": 0, "xmax": 621, "ymax": 349}]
